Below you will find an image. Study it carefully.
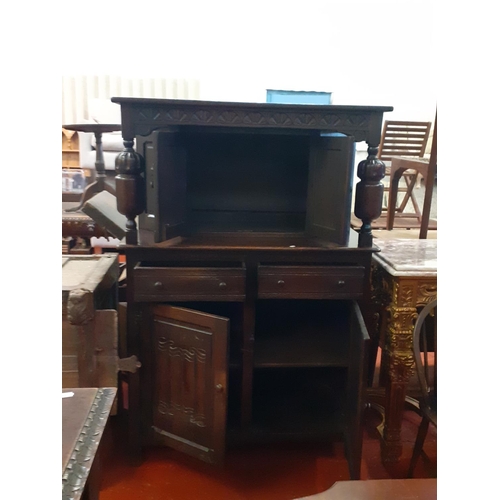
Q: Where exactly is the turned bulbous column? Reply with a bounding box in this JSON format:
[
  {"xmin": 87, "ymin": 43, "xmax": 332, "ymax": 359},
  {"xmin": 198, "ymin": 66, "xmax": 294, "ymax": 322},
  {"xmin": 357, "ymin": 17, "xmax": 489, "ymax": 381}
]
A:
[
  {"xmin": 354, "ymin": 145, "xmax": 386, "ymax": 247},
  {"xmin": 115, "ymin": 139, "xmax": 145, "ymax": 245}
]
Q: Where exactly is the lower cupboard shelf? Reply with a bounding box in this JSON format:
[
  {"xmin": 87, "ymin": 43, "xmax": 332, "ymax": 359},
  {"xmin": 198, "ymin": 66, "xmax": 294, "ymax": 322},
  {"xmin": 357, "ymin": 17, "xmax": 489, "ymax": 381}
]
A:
[
  {"xmin": 228, "ymin": 367, "xmax": 348, "ymax": 445},
  {"xmin": 253, "ymin": 300, "xmax": 351, "ymax": 368}
]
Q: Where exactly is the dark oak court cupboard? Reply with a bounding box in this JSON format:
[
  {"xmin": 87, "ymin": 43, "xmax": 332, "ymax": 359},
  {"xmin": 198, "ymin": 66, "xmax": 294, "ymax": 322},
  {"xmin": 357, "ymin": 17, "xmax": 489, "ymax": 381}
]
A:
[{"xmin": 111, "ymin": 98, "xmax": 392, "ymax": 479}]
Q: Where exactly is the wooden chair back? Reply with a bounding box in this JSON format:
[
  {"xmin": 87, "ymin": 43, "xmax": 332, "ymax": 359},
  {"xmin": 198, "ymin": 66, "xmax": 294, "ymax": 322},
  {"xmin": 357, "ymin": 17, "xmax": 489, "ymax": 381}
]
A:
[
  {"xmin": 412, "ymin": 299, "xmax": 437, "ymax": 413},
  {"xmin": 379, "ymin": 121, "xmax": 432, "ymax": 162}
]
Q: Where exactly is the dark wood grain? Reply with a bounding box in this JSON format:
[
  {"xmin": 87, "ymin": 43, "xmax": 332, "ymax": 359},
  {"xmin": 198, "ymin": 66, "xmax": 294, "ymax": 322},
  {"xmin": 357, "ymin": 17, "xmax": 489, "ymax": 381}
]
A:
[
  {"xmin": 115, "ymin": 97, "xmax": 390, "ymax": 479},
  {"xmin": 150, "ymin": 304, "xmax": 228, "ymax": 465},
  {"xmin": 62, "ymin": 124, "xmax": 121, "ymax": 134},
  {"xmin": 133, "ymin": 266, "xmax": 246, "ymax": 302},
  {"xmin": 419, "ymin": 112, "xmax": 437, "ymax": 239},
  {"xmin": 111, "ymin": 97, "xmax": 392, "ymax": 141},
  {"xmin": 257, "ymin": 265, "xmax": 364, "ymax": 299},
  {"xmin": 112, "ymin": 98, "xmax": 392, "ymax": 246}
]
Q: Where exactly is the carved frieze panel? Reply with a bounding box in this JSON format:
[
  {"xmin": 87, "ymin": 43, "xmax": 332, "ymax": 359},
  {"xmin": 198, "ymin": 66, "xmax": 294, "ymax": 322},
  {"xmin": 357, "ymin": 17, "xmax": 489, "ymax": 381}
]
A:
[{"xmin": 130, "ymin": 105, "xmax": 372, "ymax": 140}]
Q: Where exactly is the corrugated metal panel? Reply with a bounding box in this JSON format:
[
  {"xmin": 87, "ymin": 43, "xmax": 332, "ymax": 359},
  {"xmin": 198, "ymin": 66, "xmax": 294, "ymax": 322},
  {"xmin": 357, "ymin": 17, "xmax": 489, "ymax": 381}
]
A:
[{"xmin": 62, "ymin": 75, "xmax": 201, "ymax": 124}]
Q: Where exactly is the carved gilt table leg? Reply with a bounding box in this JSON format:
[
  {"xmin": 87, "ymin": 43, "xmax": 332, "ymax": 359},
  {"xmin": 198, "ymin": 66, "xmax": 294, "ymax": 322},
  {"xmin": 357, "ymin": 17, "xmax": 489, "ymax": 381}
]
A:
[{"xmin": 381, "ymin": 277, "xmax": 419, "ymax": 462}]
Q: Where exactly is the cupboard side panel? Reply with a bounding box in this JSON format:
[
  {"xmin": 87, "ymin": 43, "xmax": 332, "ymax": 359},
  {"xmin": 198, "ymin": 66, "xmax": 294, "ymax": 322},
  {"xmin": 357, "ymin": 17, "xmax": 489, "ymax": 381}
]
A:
[{"xmin": 345, "ymin": 300, "xmax": 370, "ymax": 479}]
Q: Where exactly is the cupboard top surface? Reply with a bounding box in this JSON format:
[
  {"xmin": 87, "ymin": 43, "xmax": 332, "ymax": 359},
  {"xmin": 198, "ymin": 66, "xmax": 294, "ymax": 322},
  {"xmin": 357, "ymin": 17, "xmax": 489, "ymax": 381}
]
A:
[
  {"xmin": 111, "ymin": 97, "xmax": 393, "ymax": 113},
  {"xmin": 112, "ymin": 97, "xmax": 393, "ymax": 141}
]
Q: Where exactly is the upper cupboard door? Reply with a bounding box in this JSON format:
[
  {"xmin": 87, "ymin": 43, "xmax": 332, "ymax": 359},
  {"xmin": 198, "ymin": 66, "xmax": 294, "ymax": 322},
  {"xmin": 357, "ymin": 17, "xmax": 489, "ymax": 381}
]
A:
[
  {"xmin": 137, "ymin": 129, "xmax": 187, "ymax": 243},
  {"xmin": 151, "ymin": 304, "xmax": 229, "ymax": 465},
  {"xmin": 306, "ymin": 134, "xmax": 355, "ymax": 245}
]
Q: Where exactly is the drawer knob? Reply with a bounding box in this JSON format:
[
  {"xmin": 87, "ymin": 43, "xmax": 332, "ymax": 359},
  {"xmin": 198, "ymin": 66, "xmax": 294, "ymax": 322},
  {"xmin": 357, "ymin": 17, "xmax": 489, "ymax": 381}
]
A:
[
  {"xmin": 277, "ymin": 280, "xmax": 285, "ymax": 286},
  {"xmin": 154, "ymin": 281, "xmax": 163, "ymax": 289},
  {"xmin": 215, "ymin": 384, "xmax": 224, "ymax": 393},
  {"xmin": 219, "ymin": 282, "xmax": 227, "ymax": 289},
  {"xmin": 337, "ymin": 280, "xmax": 346, "ymax": 287}
]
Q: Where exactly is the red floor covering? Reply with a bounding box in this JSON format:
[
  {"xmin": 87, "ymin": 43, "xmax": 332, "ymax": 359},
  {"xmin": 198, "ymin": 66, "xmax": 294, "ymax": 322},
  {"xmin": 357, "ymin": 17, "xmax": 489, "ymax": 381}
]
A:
[{"xmin": 98, "ymin": 406, "xmax": 436, "ymax": 500}]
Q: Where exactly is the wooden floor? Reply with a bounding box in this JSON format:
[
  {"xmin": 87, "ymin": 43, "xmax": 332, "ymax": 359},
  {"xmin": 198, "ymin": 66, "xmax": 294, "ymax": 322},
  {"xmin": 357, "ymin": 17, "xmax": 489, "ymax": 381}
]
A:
[
  {"xmin": 98, "ymin": 348, "xmax": 436, "ymax": 500},
  {"xmin": 97, "ymin": 203, "xmax": 438, "ymax": 499},
  {"xmin": 98, "ymin": 406, "xmax": 436, "ymax": 500}
]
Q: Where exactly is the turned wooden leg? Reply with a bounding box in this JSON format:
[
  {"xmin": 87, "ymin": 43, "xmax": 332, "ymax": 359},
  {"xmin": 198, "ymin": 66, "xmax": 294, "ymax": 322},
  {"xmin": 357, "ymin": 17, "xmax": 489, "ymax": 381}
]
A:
[
  {"xmin": 115, "ymin": 139, "xmax": 145, "ymax": 245},
  {"xmin": 381, "ymin": 302, "xmax": 418, "ymax": 462},
  {"xmin": 354, "ymin": 145, "xmax": 386, "ymax": 248},
  {"xmin": 94, "ymin": 132, "xmax": 117, "ymax": 197},
  {"xmin": 386, "ymin": 169, "xmax": 404, "ymax": 230},
  {"xmin": 64, "ymin": 132, "xmax": 116, "ymax": 213}
]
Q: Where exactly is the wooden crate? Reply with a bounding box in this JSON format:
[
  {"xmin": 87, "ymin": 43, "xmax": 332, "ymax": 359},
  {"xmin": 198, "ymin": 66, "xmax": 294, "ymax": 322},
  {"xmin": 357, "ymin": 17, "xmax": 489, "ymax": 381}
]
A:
[{"xmin": 62, "ymin": 254, "xmax": 119, "ymax": 394}]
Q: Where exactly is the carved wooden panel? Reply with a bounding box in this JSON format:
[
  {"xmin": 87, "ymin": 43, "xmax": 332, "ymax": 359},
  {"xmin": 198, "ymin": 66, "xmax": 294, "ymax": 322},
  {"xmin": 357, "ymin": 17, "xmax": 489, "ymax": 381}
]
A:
[
  {"xmin": 151, "ymin": 304, "xmax": 229, "ymax": 464},
  {"xmin": 113, "ymin": 97, "xmax": 392, "ymax": 145},
  {"xmin": 130, "ymin": 105, "xmax": 372, "ymax": 140}
]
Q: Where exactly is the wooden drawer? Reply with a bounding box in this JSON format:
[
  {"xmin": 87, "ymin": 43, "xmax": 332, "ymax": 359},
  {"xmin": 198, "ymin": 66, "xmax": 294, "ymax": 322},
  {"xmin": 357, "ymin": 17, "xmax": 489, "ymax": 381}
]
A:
[
  {"xmin": 133, "ymin": 266, "xmax": 246, "ymax": 302},
  {"xmin": 258, "ymin": 266, "xmax": 364, "ymax": 299}
]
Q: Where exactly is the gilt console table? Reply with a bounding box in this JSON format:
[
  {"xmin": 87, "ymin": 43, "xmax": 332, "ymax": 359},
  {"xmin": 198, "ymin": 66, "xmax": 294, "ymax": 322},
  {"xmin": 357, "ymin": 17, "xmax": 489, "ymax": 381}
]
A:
[{"xmin": 370, "ymin": 239, "xmax": 437, "ymax": 462}]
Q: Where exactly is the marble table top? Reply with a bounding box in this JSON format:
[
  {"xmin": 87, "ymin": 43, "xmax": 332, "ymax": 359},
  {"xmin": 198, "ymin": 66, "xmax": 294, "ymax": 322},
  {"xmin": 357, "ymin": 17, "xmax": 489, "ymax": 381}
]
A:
[{"xmin": 373, "ymin": 239, "xmax": 437, "ymax": 277}]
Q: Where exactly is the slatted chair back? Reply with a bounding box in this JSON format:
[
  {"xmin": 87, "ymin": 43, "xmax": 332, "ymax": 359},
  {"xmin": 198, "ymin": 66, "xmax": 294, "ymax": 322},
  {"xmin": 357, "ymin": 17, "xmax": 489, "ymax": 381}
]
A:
[{"xmin": 379, "ymin": 121, "xmax": 432, "ymax": 163}]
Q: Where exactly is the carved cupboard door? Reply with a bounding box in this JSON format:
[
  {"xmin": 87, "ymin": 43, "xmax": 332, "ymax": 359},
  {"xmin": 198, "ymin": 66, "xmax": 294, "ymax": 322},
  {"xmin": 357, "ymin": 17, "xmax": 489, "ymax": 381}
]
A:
[{"xmin": 150, "ymin": 304, "xmax": 229, "ymax": 464}]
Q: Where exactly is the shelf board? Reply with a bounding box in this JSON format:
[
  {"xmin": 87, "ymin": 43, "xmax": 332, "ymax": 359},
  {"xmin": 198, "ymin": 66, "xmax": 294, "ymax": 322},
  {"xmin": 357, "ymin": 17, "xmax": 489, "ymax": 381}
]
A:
[
  {"xmin": 227, "ymin": 420, "xmax": 344, "ymax": 446},
  {"xmin": 254, "ymin": 328, "xmax": 349, "ymax": 368},
  {"xmin": 253, "ymin": 300, "xmax": 351, "ymax": 368},
  {"xmin": 231, "ymin": 367, "xmax": 348, "ymax": 443}
]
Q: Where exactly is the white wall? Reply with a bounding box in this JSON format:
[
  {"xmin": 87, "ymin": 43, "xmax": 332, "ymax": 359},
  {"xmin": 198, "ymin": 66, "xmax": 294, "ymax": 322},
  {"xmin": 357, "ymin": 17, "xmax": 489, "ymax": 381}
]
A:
[{"xmin": 61, "ymin": 0, "xmax": 435, "ymax": 125}]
